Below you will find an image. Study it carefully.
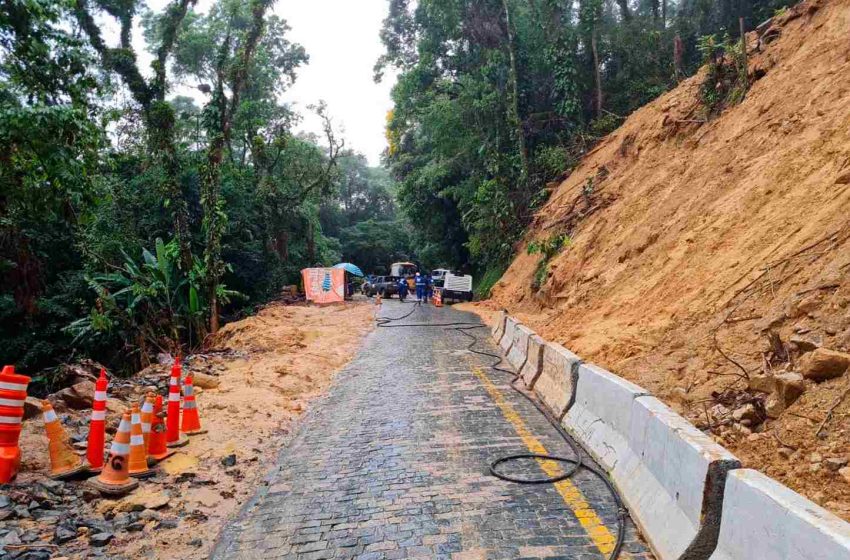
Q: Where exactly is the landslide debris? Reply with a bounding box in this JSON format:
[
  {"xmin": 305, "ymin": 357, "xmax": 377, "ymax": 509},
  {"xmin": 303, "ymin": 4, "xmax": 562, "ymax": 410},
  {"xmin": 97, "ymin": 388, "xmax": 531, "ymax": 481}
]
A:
[{"xmin": 475, "ymin": 0, "xmax": 850, "ymax": 521}]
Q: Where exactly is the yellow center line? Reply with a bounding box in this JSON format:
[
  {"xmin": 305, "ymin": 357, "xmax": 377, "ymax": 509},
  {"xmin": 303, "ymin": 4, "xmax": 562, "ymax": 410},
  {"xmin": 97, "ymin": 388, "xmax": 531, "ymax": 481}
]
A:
[{"xmin": 470, "ymin": 365, "xmax": 619, "ymax": 557}]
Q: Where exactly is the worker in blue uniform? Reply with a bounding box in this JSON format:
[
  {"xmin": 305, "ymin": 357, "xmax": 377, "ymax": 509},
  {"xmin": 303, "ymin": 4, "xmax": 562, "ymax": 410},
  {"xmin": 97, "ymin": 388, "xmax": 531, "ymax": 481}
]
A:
[
  {"xmin": 415, "ymin": 272, "xmax": 425, "ymax": 302},
  {"xmin": 397, "ymin": 276, "xmax": 408, "ymax": 302}
]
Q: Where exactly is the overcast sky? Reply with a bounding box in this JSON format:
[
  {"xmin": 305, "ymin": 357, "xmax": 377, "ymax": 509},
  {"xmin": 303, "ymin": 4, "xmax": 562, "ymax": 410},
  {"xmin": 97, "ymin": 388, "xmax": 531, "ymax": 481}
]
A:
[
  {"xmin": 129, "ymin": 0, "xmax": 395, "ymax": 166},
  {"xmin": 277, "ymin": 1, "xmax": 396, "ymax": 166}
]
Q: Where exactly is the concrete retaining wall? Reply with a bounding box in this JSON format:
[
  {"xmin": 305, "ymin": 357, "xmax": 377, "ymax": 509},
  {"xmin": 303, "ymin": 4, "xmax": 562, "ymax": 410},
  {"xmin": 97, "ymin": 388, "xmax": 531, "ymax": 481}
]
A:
[
  {"xmin": 506, "ymin": 325, "xmax": 534, "ymax": 370},
  {"xmin": 499, "ymin": 317, "xmax": 518, "ymax": 354},
  {"xmin": 533, "ymin": 343, "xmax": 580, "ymax": 419},
  {"xmin": 519, "ymin": 334, "xmax": 545, "ymax": 389},
  {"xmin": 710, "ymin": 469, "xmax": 850, "ymax": 560}
]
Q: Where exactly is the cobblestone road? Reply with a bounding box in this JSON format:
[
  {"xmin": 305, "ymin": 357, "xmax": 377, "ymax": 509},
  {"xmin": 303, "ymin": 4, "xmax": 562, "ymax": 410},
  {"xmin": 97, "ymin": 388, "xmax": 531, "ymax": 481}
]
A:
[{"xmin": 213, "ymin": 301, "xmax": 653, "ymax": 560}]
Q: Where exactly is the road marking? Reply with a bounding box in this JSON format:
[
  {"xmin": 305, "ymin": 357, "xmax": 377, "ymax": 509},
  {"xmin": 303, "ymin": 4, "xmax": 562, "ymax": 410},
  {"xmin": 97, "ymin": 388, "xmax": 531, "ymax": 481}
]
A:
[{"xmin": 470, "ymin": 365, "xmax": 618, "ymax": 556}]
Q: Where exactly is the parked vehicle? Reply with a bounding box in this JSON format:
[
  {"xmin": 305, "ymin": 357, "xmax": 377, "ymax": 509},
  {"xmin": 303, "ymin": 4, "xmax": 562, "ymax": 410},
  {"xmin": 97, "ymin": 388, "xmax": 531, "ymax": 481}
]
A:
[
  {"xmin": 363, "ymin": 276, "xmax": 399, "ymax": 297},
  {"xmin": 431, "ymin": 268, "xmax": 450, "ymax": 287},
  {"xmin": 440, "ymin": 272, "xmax": 474, "ymax": 302}
]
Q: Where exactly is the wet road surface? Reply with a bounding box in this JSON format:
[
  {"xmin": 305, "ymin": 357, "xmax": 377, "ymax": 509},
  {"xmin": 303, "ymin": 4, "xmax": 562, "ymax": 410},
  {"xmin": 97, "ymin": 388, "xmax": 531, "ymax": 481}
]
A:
[{"xmin": 212, "ymin": 300, "xmax": 653, "ymax": 560}]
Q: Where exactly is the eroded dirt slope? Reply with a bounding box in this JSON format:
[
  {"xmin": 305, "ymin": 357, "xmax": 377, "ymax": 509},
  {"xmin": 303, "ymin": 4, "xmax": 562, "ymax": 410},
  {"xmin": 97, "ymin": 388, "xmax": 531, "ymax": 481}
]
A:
[{"xmin": 476, "ymin": 0, "xmax": 850, "ymax": 520}]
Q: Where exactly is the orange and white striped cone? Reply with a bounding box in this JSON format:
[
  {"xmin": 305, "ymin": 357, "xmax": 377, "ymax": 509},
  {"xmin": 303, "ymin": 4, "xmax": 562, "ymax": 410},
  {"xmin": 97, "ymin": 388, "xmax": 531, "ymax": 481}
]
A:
[
  {"xmin": 166, "ymin": 360, "xmax": 188, "ymax": 448},
  {"xmin": 147, "ymin": 395, "xmax": 174, "ymax": 463},
  {"xmin": 88, "ymin": 410, "xmax": 138, "ymax": 496},
  {"xmin": 86, "ymin": 368, "xmax": 109, "ymax": 473},
  {"xmin": 42, "ymin": 401, "xmax": 88, "ymax": 480},
  {"xmin": 140, "ymin": 393, "xmax": 154, "ymax": 452},
  {"xmin": 0, "ymin": 365, "xmax": 30, "ymax": 484},
  {"xmin": 433, "ymin": 288, "xmax": 443, "ymax": 307},
  {"xmin": 180, "ymin": 375, "xmax": 206, "ymax": 435},
  {"xmin": 128, "ymin": 404, "xmax": 155, "ymax": 478}
]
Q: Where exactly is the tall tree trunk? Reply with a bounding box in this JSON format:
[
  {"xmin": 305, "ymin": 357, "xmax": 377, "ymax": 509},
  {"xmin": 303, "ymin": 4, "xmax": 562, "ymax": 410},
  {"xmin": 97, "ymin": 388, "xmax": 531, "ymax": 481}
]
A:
[
  {"xmin": 202, "ymin": 0, "xmax": 272, "ymax": 334},
  {"xmin": 591, "ymin": 27, "xmax": 603, "ymax": 118},
  {"xmin": 501, "ymin": 0, "xmax": 530, "ymax": 187},
  {"xmin": 662, "ymin": 0, "xmax": 667, "ymax": 27},
  {"xmin": 615, "ymin": 0, "xmax": 632, "ymax": 21}
]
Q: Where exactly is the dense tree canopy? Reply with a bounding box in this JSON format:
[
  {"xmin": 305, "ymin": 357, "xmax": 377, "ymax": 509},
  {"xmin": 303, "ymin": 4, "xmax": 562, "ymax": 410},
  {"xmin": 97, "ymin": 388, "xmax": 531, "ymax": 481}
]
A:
[{"xmin": 0, "ymin": 0, "xmax": 402, "ymax": 381}]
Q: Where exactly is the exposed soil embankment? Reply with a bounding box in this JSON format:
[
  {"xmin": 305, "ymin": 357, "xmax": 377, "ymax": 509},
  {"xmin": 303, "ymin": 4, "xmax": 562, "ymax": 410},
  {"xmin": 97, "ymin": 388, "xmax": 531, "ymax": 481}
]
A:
[
  {"xmin": 6, "ymin": 301, "xmax": 375, "ymax": 559},
  {"xmin": 470, "ymin": 0, "xmax": 850, "ymax": 520}
]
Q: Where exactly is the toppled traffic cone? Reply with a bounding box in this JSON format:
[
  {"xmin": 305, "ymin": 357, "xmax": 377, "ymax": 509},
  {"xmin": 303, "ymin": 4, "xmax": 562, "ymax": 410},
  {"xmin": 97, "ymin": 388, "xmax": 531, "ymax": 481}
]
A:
[
  {"xmin": 86, "ymin": 368, "xmax": 109, "ymax": 473},
  {"xmin": 128, "ymin": 404, "xmax": 155, "ymax": 478},
  {"xmin": 0, "ymin": 366, "xmax": 30, "ymax": 484},
  {"xmin": 180, "ymin": 375, "xmax": 206, "ymax": 435},
  {"xmin": 88, "ymin": 410, "xmax": 138, "ymax": 496},
  {"xmin": 140, "ymin": 393, "xmax": 154, "ymax": 452},
  {"xmin": 42, "ymin": 401, "xmax": 88, "ymax": 480},
  {"xmin": 166, "ymin": 360, "xmax": 188, "ymax": 448},
  {"xmin": 147, "ymin": 395, "xmax": 174, "ymax": 463}
]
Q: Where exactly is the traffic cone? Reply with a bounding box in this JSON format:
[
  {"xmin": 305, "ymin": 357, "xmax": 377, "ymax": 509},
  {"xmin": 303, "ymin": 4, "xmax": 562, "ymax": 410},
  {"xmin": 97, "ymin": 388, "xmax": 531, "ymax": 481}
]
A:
[
  {"xmin": 0, "ymin": 366, "xmax": 30, "ymax": 484},
  {"xmin": 86, "ymin": 368, "xmax": 109, "ymax": 473},
  {"xmin": 88, "ymin": 410, "xmax": 138, "ymax": 496},
  {"xmin": 42, "ymin": 401, "xmax": 88, "ymax": 480},
  {"xmin": 375, "ymin": 294, "xmax": 382, "ymax": 305},
  {"xmin": 140, "ymin": 393, "xmax": 154, "ymax": 452},
  {"xmin": 433, "ymin": 288, "xmax": 443, "ymax": 307},
  {"xmin": 128, "ymin": 404, "xmax": 155, "ymax": 478},
  {"xmin": 166, "ymin": 360, "xmax": 188, "ymax": 448},
  {"xmin": 180, "ymin": 375, "xmax": 206, "ymax": 435},
  {"xmin": 147, "ymin": 395, "xmax": 173, "ymax": 463}
]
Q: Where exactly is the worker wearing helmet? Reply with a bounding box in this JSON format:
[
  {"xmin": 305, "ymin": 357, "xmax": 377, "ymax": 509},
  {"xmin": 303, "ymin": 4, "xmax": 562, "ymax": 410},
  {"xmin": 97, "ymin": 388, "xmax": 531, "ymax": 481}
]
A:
[{"xmin": 415, "ymin": 272, "xmax": 426, "ymax": 302}]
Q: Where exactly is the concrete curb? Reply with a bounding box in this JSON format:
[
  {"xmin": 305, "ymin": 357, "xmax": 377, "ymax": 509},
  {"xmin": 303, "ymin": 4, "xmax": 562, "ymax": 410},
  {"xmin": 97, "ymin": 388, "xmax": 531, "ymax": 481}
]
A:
[
  {"xmin": 485, "ymin": 315, "xmax": 850, "ymax": 560},
  {"xmin": 710, "ymin": 469, "xmax": 850, "ymax": 560},
  {"xmin": 519, "ymin": 334, "xmax": 546, "ymax": 389},
  {"xmin": 506, "ymin": 324, "xmax": 534, "ymax": 371}
]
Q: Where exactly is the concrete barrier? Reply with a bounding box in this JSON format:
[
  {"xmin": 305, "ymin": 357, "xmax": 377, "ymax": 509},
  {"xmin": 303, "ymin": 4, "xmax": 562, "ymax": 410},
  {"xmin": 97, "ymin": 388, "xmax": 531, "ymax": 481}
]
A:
[
  {"xmin": 533, "ymin": 343, "xmax": 581, "ymax": 419},
  {"xmin": 563, "ymin": 362, "xmax": 649, "ymax": 471},
  {"xmin": 506, "ymin": 325, "xmax": 534, "ymax": 371},
  {"xmin": 491, "ymin": 310, "xmax": 507, "ymax": 343},
  {"xmin": 710, "ymin": 469, "xmax": 850, "ymax": 560},
  {"xmin": 499, "ymin": 317, "xmax": 518, "ymax": 354},
  {"xmin": 519, "ymin": 334, "xmax": 545, "ymax": 389},
  {"xmin": 618, "ymin": 396, "xmax": 740, "ymax": 560}
]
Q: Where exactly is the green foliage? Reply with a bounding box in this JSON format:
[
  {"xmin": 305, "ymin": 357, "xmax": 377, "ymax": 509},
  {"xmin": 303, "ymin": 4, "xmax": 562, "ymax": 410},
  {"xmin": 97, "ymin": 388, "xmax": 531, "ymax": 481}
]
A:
[
  {"xmin": 527, "ymin": 234, "xmax": 570, "ymax": 290},
  {"xmin": 697, "ymin": 33, "xmax": 749, "ymax": 117},
  {"xmin": 67, "ymin": 238, "xmax": 239, "ymax": 370},
  {"xmin": 474, "ymin": 265, "xmax": 507, "ymax": 300}
]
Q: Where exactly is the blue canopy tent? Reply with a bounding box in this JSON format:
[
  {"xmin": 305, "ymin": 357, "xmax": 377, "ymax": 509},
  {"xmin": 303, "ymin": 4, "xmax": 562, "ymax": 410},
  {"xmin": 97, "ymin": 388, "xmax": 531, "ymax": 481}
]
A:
[{"xmin": 333, "ymin": 263, "xmax": 364, "ymax": 277}]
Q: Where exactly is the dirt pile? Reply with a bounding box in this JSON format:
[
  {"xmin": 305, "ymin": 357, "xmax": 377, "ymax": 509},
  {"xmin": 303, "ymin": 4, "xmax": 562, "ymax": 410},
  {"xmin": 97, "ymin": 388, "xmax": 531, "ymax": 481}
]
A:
[
  {"xmin": 2, "ymin": 301, "xmax": 375, "ymax": 559},
  {"xmin": 473, "ymin": 0, "xmax": 850, "ymax": 520}
]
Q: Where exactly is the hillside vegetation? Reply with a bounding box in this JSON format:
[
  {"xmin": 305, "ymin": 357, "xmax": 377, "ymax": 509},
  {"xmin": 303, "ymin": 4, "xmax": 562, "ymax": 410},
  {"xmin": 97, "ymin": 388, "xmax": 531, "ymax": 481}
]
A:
[{"xmin": 484, "ymin": 0, "xmax": 850, "ymax": 519}]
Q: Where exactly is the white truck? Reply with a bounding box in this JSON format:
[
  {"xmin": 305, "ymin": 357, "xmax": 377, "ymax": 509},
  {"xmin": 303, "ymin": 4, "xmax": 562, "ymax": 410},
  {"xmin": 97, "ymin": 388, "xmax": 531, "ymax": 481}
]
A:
[{"xmin": 440, "ymin": 271, "xmax": 474, "ymax": 302}]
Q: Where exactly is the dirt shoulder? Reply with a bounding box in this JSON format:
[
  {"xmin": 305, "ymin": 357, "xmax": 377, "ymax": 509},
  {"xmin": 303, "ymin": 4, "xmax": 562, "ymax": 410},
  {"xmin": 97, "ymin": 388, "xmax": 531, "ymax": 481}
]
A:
[{"xmin": 5, "ymin": 300, "xmax": 375, "ymax": 559}]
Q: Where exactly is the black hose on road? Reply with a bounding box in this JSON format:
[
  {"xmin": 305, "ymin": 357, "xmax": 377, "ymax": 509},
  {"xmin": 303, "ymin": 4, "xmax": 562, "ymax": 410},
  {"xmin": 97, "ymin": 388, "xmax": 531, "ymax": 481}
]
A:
[{"xmin": 375, "ymin": 302, "xmax": 627, "ymax": 560}]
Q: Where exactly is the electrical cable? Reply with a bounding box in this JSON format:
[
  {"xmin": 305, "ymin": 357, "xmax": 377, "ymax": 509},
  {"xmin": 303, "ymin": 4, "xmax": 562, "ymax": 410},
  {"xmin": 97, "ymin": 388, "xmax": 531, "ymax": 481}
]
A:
[{"xmin": 374, "ymin": 300, "xmax": 627, "ymax": 560}]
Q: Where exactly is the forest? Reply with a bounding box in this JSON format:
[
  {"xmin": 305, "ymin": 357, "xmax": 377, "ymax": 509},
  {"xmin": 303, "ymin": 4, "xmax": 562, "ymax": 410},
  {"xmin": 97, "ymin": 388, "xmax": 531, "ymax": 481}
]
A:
[
  {"xmin": 0, "ymin": 0, "xmax": 409, "ymax": 382},
  {"xmin": 2, "ymin": 0, "xmax": 793, "ymax": 382}
]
